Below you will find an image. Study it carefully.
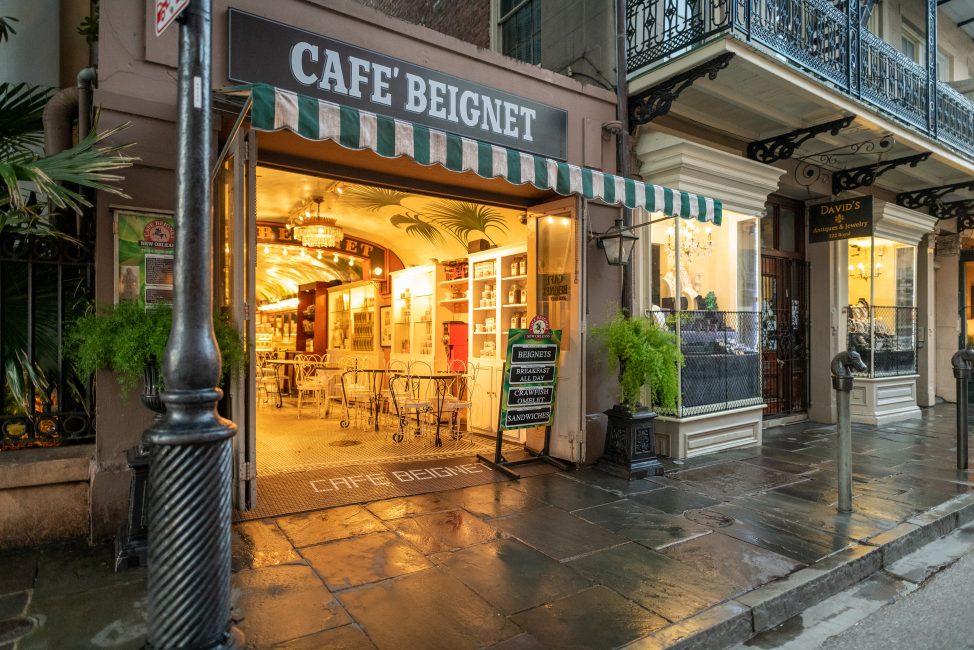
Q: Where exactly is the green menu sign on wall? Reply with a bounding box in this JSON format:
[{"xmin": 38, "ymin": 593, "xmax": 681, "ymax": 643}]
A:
[
  {"xmin": 114, "ymin": 209, "xmax": 175, "ymax": 306},
  {"xmin": 498, "ymin": 315, "xmax": 561, "ymax": 430}
]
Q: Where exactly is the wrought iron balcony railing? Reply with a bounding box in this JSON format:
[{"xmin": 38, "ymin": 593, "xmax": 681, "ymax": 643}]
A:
[{"xmin": 627, "ymin": 0, "xmax": 974, "ymax": 157}]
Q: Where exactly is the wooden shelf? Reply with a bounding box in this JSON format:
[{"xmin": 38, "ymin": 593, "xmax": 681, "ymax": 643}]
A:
[
  {"xmin": 503, "ymin": 303, "xmax": 527, "ymax": 308},
  {"xmin": 473, "ymin": 306, "xmax": 495, "ymax": 311},
  {"xmin": 439, "ymin": 298, "xmax": 468, "ymax": 304},
  {"xmin": 502, "ymin": 274, "xmax": 527, "ymax": 281},
  {"xmin": 472, "ymin": 275, "xmax": 496, "ymax": 281},
  {"xmin": 439, "ymin": 277, "xmax": 469, "ymax": 286}
]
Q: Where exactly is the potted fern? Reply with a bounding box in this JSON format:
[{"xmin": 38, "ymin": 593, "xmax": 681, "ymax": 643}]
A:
[
  {"xmin": 66, "ymin": 301, "xmax": 244, "ymax": 413},
  {"xmin": 593, "ymin": 312, "xmax": 682, "ymax": 479}
]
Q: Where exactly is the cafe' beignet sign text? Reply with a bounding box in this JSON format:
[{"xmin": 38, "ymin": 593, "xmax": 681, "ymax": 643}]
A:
[{"xmin": 228, "ymin": 9, "xmax": 568, "ymax": 159}]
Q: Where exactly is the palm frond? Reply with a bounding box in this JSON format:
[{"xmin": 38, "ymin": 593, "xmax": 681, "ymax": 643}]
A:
[
  {"xmin": 0, "ymin": 116, "xmax": 136, "ymax": 215},
  {"xmin": 389, "ymin": 213, "xmax": 444, "ymax": 245},
  {"xmin": 424, "ymin": 200, "xmax": 508, "ymax": 246},
  {"xmin": 342, "ymin": 186, "xmax": 409, "ymax": 212},
  {"xmin": 0, "ymin": 82, "xmax": 53, "ymax": 161}
]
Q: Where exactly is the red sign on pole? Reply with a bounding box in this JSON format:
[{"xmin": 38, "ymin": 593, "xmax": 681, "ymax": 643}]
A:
[{"xmin": 155, "ymin": 0, "xmax": 190, "ymax": 36}]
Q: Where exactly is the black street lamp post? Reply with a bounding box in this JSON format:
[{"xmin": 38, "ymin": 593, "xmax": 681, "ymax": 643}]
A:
[{"xmin": 144, "ymin": 1, "xmax": 243, "ymax": 647}]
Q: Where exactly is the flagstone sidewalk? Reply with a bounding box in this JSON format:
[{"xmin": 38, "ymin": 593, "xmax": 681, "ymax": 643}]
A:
[{"xmin": 6, "ymin": 403, "xmax": 974, "ymax": 649}]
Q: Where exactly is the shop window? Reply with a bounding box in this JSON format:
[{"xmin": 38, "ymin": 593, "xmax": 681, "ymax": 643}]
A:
[
  {"xmin": 846, "ymin": 237, "xmax": 917, "ymax": 377},
  {"xmin": 497, "ymin": 0, "xmax": 541, "ymax": 65},
  {"xmin": 647, "ymin": 210, "xmax": 762, "ymax": 417}
]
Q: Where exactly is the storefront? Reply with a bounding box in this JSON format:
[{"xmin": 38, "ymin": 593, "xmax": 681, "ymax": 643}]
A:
[
  {"xmin": 197, "ymin": 6, "xmax": 722, "ymax": 511},
  {"xmin": 633, "ymin": 133, "xmax": 784, "ymax": 458}
]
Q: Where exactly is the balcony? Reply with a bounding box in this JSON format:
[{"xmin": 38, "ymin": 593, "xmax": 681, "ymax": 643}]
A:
[{"xmin": 626, "ymin": 0, "xmax": 974, "ymax": 157}]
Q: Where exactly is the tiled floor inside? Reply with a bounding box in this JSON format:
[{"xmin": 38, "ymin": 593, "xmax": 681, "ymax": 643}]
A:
[{"xmin": 256, "ymin": 397, "xmax": 517, "ymax": 475}]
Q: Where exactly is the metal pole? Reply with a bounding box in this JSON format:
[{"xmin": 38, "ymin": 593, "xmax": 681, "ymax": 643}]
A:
[
  {"xmin": 831, "ymin": 351, "xmax": 865, "ymax": 513},
  {"xmin": 614, "ymin": 0, "xmax": 634, "ymax": 316},
  {"xmin": 144, "ymin": 1, "xmax": 243, "ymax": 648},
  {"xmin": 952, "ymin": 348, "xmax": 974, "ymax": 469}
]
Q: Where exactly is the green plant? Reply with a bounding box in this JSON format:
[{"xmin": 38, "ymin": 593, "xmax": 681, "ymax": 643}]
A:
[
  {"xmin": 66, "ymin": 301, "xmax": 244, "ymax": 396},
  {"xmin": 593, "ymin": 312, "xmax": 683, "ymax": 412}
]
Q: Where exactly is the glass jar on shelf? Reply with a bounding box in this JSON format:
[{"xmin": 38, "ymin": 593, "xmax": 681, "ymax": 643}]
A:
[{"xmin": 519, "ymin": 257, "xmax": 527, "ymax": 276}]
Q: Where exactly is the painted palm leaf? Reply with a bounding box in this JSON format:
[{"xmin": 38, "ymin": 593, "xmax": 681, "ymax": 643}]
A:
[
  {"xmin": 424, "ymin": 200, "xmax": 508, "ymax": 246},
  {"xmin": 342, "ymin": 186, "xmax": 410, "ymax": 212},
  {"xmin": 390, "ymin": 212, "xmax": 443, "ymax": 245}
]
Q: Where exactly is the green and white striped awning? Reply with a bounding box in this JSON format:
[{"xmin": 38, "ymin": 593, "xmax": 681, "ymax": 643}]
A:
[{"xmin": 241, "ymin": 83, "xmax": 722, "ymax": 224}]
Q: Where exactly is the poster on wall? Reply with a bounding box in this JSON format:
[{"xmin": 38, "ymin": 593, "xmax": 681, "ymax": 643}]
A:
[{"xmin": 114, "ymin": 209, "xmax": 175, "ymax": 306}]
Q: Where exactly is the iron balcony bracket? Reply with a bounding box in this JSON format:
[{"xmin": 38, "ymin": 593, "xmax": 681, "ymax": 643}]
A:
[
  {"xmin": 747, "ymin": 115, "xmax": 856, "ymax": 164},
  {"xmin": 629, "ymin": 52, "xmax": 735, "ymax": 126},
  {"xmin": 932, "ymin": 199, "xmax": 974, "ymax": 221},
  {"xmin": 897, "ymin": 179, "xmax": 974, "ymax": 210},
  {"xmin": 832, "ymin": 152, "xmax": 931, "ymax": 195}
]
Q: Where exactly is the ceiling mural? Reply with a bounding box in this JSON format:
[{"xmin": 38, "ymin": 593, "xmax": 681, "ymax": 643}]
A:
[{"xmin": 255, "ymin": 166, "xmax": 527, "ymax": 266}]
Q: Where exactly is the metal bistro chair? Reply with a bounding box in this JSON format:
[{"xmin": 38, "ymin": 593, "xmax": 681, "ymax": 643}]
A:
[
  {"xmin": 390, "ymin": 360, "xmax": 433, "ymax": 443},
  {"xmin": 255, "ymin": 351, "xmax": 282, "ymax": 408},
  {"xmin": 339, "ymin": 356, "xmax": 373, "ymax": 429},
  {"xmin": 440, "ymin": 359, "xmax": 476, "ymax": 441},
  {"xmin": 294, "ymin": 354, "xmax": 325, "ymax": 418},
  {"xmin": 379, "ymin": 358, "xmax": 408, "ymax": 430}
]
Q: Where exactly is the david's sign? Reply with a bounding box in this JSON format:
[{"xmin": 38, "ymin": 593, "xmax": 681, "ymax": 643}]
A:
[
  {"xmin": 228, "ymin": 9, "xmax": 568, "ymax": 159},
  {"xmin": 809, "ymin": 197, "xmax": 873, "ymax": 243}
]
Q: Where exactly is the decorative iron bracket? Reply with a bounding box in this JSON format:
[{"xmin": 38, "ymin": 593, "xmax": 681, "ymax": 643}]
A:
[
  {"xmin": 897, "ymin": 180, "xmax": 974, "ymax": 210},
  {"xmin": 629, "ymin": 53, "xmax": 735, "ymax": 126},
  {"xmin": 832, "ymin": 152, "xmax": 931, "ymax": 195},
  {"xmin": 747, "ymin": 116, "xmax": 856, "ymax": 164},
  {"xmin": 961, "ymin": 214, "xmax": 974, "ymax": 231},
  {"xmin": 932, "ymin": 199, "xmax": 974, "ymax": 221}
]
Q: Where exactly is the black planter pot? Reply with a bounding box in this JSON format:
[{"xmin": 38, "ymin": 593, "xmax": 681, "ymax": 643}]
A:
[
  {"xmin": 596, "ymin": 405, "xmax": 664, "ymax": 480},
  {"xmin": 115, "ymin": 364, "xmax": 161, "ymax": 572}
]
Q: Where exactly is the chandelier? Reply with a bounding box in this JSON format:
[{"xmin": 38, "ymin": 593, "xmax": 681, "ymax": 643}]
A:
[
  {"xmin": 848, "ymin": 245, "xmax": 883, "ymax": 281},
  {"xmin": 665, "ymin": 220, "xmax": 713, "ymax": 261},
  {"xmin": 289, "ymin": 195, "xmax": 343, "ymax": 249}
]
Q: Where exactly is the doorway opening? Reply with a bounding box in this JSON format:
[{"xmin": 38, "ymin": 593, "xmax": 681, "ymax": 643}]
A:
[{"xmin": 760, "ymin": 196, "xmax": 810, "ymax": 419}]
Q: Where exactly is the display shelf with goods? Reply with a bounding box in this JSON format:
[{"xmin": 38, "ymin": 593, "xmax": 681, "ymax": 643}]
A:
[
  {"xmin": 327, "ymin": 280, "xmax": 381, "ymax": 364},
  {"xmin": 297, "ymin": 281, "xmax": 331, "ymax": 354},
  {"xmin": 438, "ymin": 259, "xmax": 470, "ymax": 317},
  {"xmin": 467, "ymin": 243, "xmax": 528, "ymax": 434},
  {"xmin": 390, "ymin": 264, "xmax": 437, "ymax": 364},
  {"xmin": 257, "ymin": 298, "xmax": 298, "ymax": 352}
]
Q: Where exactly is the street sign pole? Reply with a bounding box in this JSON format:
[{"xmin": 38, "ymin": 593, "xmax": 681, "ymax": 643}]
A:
[{"xmin": 145, "ymin": 1, "xmax": 243, "ymax": 647}]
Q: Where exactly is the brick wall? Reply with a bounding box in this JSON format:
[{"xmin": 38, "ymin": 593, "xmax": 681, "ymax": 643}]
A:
[{"xmin": 355, "ymin": 0, "xmax": 490, "ymax": 49}]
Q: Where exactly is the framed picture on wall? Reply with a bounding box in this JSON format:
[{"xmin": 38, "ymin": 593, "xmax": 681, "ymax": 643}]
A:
[{"xmin": 379, "ymin": 305, "xmax": 392, "ymax": 347}]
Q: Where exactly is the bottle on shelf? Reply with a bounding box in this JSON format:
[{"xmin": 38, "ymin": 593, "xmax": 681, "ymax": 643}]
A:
[{"xmin": 519, "ymin": 257, "xmax": 527, "ymax": 275}]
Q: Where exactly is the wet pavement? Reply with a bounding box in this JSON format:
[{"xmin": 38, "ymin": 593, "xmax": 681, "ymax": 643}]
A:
[{"xmin": 7, "ymin": 403, "xmax": 974, "ymax": 648}]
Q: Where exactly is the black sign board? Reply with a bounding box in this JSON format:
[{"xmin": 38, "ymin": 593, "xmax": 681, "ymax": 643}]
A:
[
  {"xmin": 506, "ymin": 386, "xmax": 554, "ymax": 407},
  {"xmin": 809, "ymin": 197, "xmax": 873, "ymax": 243},
  {"xmin": 503, "ymin": 406, "xmax": 554, "ymax": 428},
  {"xmin": 509, "ymin": 364, "xmax": 556, "ymax": 385},
  {"xmin": 510, "ymin": 344, "xmax": 558, "ymax": 365},
  {"xmin": 227, "ymin": 9, "xmax": 568, "ymax": 160}
]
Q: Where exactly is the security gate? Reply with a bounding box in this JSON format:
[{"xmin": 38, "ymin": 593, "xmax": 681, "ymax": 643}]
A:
[{"xmin": 761, "ymin": 255, "xmax": 810, "ymax": 418}]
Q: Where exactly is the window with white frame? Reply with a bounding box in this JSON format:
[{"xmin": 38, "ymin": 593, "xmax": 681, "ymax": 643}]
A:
[
  {"xmin": 496, "ymin": 0, "xmax": 541, "ymax": 65},
  {"xmin": 901, "ymin": 21, "xmax": 924, "ymax": 64},
  {"xmin": 938, "ymin": 49, "xmax": 952, "ymax": 81}
]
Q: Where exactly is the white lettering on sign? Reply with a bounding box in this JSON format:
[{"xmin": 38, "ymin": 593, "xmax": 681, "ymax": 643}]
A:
[
  {"xmin": 288, "ymin": 44, "xmax": 538, "ymax": 143},
  {"xmin": 309, "ymin": 463, "xmax": 484, "ymax": 492}
]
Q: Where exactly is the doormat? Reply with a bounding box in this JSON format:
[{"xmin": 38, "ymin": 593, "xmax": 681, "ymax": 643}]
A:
[{"xmin": 236, "ymin": 456, "xmax": 511, "ymax": 521}]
